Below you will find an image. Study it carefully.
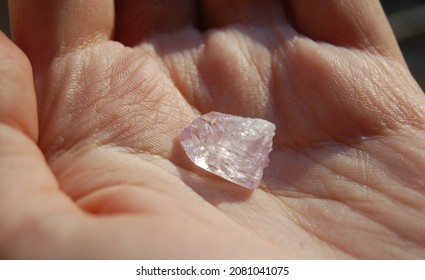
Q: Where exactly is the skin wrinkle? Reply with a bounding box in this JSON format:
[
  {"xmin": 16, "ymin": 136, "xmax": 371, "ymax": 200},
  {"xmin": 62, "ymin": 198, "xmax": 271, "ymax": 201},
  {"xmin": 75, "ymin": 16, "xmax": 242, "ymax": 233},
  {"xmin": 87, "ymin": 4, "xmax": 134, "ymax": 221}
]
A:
[
  {"xmin": 272, "ymin": 131, "xmax": 423, "ymax": 206},
  {"xmin": 146, "ymin": 32, "xmax": 203, "ymax": 110},
  {"xmin": 213, "ymin": 190, "xmax": 338, "ymax": 259},
  {"xmin": 263, "ymin": 26, "xmax": 294, "ymax": 125},
  {"xmin": 242, "ymin": 32, "xmax": 274, "ymax": 119},
  {"xmin": 76, "ymin": 184, "xmax": 199, "ymax": 214},
  {"xmin": 266, "ymin": 140, "xmax": 425, "ymax": 255},
  {"xmin": 305, "ymin": 141, "xmax": 424, "ymax": 208},
  {"xmin": 43, "ymin": 42, "xmax": 192, "ymax": 161},
  {"xmin": 287, "ymin": 196, "xmax": 418, "ymax": 259},
  {"xmin": 306, "ymin": 44, "xmax": 416, "ymax": 135},
  {"xmin": 191, "ymin": 47, "xmax": 213, "ymax": 114},
  {"xmin": 52, "ymin": 138, "xmax": 242, "ymax": 208},
  {"xmin": 305, "ymin": 48, "xmax": 373, "ymax": 136},
  {"xmin": 205, "ymin": 29, "xmax": 272, "ymax": 113},
  {"xmin": 271, "ymin": 33, "xmax": 341, "ymax": 146},
  {"xmin": 151, "ymin": 26, "xmax": 277, "ymax": 121},
  {"xmin": 203, "ymin": 30, "xmax": 251, "ymax": 112},
  {"xmin": 283, "ymin": 200, "xmax": 362, "ymax": 259},
  {"xmin": 266, "ymin": 147, "xmax": 423, "ymax": 257},
  {"xmin": 38, "ymin": 56, "xmax": 85, "ymax": 155},
  {"xmin": 262, "ymin": 193, "xmax": 351, "ymax": 259},
  {"xmin": 269, "ymin": 54, "xmax": 298, "ymax": 146},
  {"xmin": 347, "ymin": 57, "xmax": 397, "ymax": 127},
  {"xmin": 301, "ymin": 143, "xmax": 425, "ymax": 248},
  {"xmin": 51, "ymin": 144, "xmax": 175, "ymax": 201},
  {"xmin": 42, "ymin": 42, "xmax": 122, "ymax": 118},
  {"xmin": 236, "ymin": 28, "xmax": 275, "ymax": 119},
  {"xmin": 54, "ymin": 147, "xmax": 283, "ymax": 257},
  {"xmin": 350, "ymin": 52, "xmax": 425, "ymax": 127},
  {"xmin": 362, "ymin": 134, "xmax": 425, "ymax": 198},
  {"xmin": 227, "ymin": 33, "xmax": 265, "ymax": 114},
  {"xmin": 298, "ymin": 150, "xmax": 374, "ymax": 201},
  {"xmin": 77, "ymin": 185, "xmax": 204, "ymax": 221}
]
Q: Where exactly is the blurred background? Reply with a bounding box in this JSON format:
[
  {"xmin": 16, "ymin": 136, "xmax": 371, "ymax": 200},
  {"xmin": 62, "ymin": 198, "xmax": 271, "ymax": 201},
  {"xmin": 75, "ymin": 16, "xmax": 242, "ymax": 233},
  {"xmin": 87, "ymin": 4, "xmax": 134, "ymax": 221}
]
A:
[{"xmin": 0, "ymin": 0, "xmax": 424, "ymax": 89}]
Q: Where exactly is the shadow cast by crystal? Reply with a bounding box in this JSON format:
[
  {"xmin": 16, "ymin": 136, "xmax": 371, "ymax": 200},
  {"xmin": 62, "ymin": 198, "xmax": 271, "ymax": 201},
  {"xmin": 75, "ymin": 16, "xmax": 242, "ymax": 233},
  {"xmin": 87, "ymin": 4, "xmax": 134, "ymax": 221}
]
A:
[{"xmin": 170, "ymin": 137, "xmax": 253, "ymax": 206}]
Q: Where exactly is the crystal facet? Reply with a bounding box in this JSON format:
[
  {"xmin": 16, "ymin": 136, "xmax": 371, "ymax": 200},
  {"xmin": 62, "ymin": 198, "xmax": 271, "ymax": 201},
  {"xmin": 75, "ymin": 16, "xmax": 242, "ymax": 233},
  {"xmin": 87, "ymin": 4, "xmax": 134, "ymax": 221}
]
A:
[{"xmin": 180, "ymin": 112, "xmax": 275, "ymax": 190}]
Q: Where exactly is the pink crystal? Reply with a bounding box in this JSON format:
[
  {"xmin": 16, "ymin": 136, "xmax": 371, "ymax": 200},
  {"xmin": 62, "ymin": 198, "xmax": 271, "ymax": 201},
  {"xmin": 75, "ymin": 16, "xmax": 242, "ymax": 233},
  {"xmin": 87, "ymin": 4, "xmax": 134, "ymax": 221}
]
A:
[{"xmin": 180, "ymin": 112, "xmax": 275, "ymax": 190}]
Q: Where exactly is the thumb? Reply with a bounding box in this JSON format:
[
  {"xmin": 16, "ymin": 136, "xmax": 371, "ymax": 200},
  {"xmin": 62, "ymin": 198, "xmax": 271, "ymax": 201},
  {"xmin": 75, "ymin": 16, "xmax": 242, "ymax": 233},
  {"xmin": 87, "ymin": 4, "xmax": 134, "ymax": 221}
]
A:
[
  {"xmin": 0, "ymin": 31, "xmax": 37, "ymax": 139},
  {"xmin": 0, "ymin": 31, "xmax": 77, "ymax": 258}
]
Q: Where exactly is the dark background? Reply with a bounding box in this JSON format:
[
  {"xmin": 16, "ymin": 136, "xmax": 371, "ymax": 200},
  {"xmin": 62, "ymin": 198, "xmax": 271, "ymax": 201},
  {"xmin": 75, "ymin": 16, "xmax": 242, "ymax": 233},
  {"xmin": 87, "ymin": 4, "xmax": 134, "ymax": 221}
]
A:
[{"xmin": 1, "ymin": 0, "xmax": 424, "ymax": 89}]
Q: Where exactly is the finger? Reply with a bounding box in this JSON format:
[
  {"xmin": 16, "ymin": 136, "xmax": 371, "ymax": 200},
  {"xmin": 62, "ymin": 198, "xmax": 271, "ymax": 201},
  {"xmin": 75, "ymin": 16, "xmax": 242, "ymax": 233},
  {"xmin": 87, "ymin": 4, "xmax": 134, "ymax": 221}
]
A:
[
  {"xmin": 201, "ymin": 0, "xmax": 285, "ymax": 28},
  {"xmin": 9, "ymin": 0, "xmax": 114, "ymax": 69},
  {"xmin": 115, "ymin": 0, "xmax": 198, "ymax": 46},
  {"xmin": 0, "ymin": 33, "xmax": 78, "ymax": 258},
  {"xmin": 288, "ymin": 0, "xmax": 404, "ymax": 61},
  {"xmin": 0, "ymin": 32, "xmax": 37, "ymax": 140},
  {"xmin": 0, "ymin": 124, "xmax": 81, "ymax": 258}
]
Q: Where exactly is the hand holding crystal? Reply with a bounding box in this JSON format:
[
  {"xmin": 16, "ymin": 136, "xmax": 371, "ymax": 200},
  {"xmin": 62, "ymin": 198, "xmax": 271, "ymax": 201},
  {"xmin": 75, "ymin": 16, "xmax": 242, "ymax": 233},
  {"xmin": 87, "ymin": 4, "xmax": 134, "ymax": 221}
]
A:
[{"xmin": 1, "ymin": 1, "xmax": 425, "ymax": 258}]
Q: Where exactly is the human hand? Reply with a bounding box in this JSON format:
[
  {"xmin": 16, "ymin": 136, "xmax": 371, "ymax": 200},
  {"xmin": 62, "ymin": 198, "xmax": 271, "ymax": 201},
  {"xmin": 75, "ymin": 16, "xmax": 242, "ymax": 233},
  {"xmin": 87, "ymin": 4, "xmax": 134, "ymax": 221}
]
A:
[{"xmin": 1, "ymin": 0, "xmax": 425, "ymax": 258}]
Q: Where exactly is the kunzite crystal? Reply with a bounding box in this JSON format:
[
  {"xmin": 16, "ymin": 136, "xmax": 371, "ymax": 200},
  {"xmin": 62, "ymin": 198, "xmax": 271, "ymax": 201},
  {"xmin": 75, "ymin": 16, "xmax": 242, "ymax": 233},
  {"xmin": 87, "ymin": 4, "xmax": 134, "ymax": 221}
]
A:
[{"xmin": 180, "ymin": 112, "xmax": 275, "ymax": 190}]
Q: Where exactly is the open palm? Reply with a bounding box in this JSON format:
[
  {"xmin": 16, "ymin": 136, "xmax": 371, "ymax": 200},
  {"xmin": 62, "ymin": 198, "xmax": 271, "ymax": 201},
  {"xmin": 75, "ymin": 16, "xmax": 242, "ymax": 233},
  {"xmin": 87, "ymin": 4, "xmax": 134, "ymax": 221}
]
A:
[{"xmin": 1, "ymin": 0, "xmax": 425, "ymax": 258}]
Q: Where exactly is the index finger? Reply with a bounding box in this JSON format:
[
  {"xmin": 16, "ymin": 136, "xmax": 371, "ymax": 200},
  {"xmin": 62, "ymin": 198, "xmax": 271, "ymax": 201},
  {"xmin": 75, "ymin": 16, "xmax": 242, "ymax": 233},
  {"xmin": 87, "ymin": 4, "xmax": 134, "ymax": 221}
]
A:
[{"xmin": 9, "ymin": 0, "xmax": 114, "ymax": 69}]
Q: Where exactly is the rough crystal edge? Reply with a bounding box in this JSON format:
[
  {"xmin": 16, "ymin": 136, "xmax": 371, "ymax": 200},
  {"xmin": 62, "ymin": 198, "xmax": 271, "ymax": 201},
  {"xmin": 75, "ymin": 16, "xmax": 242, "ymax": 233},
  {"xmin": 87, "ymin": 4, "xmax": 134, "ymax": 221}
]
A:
[{"xmin": 180, "ymin": 111, "xmax": 276, "ymax": 190}]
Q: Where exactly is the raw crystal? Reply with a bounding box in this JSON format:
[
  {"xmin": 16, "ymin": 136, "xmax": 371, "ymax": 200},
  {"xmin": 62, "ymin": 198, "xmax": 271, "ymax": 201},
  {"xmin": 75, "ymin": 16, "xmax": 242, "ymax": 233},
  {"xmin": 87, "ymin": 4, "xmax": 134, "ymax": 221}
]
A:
[{"xmin": 180, "ymin": 111, "xmax": 275, "ymax": 190}]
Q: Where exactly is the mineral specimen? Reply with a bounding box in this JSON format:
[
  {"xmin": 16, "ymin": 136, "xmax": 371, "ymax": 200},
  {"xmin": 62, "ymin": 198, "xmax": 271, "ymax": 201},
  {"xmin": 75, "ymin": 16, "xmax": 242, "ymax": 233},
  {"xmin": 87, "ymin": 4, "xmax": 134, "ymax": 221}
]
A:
[{"xmin": 180, "ymin": 111, "xmax": 275, "ymax": 190}]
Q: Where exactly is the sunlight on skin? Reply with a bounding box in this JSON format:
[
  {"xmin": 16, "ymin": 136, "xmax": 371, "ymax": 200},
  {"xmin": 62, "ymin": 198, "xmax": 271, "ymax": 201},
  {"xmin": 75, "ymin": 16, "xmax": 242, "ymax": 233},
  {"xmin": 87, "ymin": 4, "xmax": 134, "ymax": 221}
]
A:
[{"xmin": 1, "ymin": 0, "xmax": 425, "ymax": 259}]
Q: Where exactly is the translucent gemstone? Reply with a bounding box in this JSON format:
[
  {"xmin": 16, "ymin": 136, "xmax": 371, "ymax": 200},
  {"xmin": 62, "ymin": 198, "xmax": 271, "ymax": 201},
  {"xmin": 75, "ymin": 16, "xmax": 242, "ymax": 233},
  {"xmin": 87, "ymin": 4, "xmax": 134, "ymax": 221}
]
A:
[{"xmin": 180, "ymin": 111, "xmax": 275, "ymax": 190}]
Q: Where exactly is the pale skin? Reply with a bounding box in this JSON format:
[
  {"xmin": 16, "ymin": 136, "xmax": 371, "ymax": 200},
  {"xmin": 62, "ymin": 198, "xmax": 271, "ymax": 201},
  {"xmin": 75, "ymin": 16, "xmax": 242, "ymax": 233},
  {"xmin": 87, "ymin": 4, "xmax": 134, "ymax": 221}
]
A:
[{"xmin": 0, "ymin": 0, "xmax": 425, "ymax": 259}]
